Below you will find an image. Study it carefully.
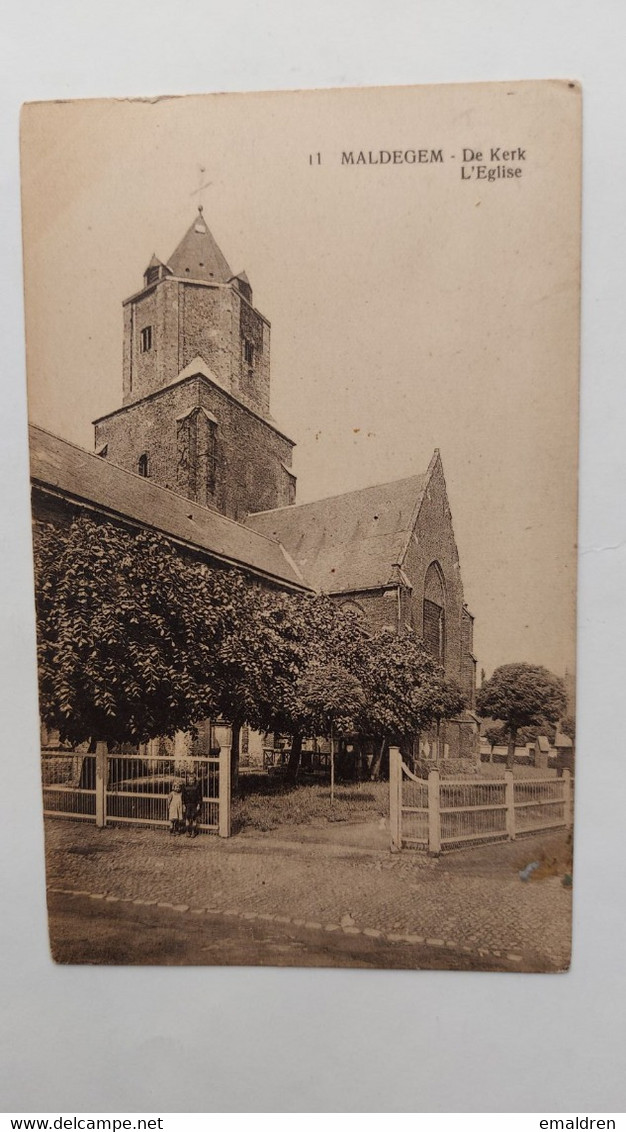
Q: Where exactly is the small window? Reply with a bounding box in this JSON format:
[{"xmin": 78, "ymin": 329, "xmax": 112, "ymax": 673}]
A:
[
  {"xmin": 138, "ymin": 453, "xmax": 149, "ymax": 478},
  {"xmin": 243, "ymin": 338, "xmax": 254, "ymax": 367},
  {"xmin": 140, "ymin": 326, "xmax": 152, "ymax": 353}
]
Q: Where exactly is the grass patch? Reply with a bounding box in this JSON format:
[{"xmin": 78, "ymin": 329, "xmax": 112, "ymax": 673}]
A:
[{"xmin": 232, "ymin": 774, "xmax": 388, "ymax": 833}]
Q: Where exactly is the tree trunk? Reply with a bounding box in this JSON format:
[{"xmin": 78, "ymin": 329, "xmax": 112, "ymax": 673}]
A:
[
  {"xmin": 354, "ymin": 738, "xmax": 364, "ymax": 783},
  {"xmin": 489, "ymin": 744, "xmax": 494, "ymax": 763},
  {"xmin": 506, "ymin": 725, "xmax": 517, "ymax": 771},
  {"xmin": 285, "ymin": 732, "xmax": 303, "ymax": 785},
  {"xmin": 330, "ymin": 723, "xmax": 335, "ymax": 808},
  {"xmin": 360, "ymin": 739, "xmax": 371, "ymax": 781},
  {"xmin": 370, "ymin": 737, "xmax": 386, "ymax": 781},
  {"xmin": 230, "ymin": 721, "xmax": 241, "ymax": 795}
]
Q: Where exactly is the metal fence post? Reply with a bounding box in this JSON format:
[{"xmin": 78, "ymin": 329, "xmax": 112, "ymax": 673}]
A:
[
  {"xmin": 218, "ymin": 742, "xmax": 231, "ymax": 838},
  {"xmin": 504, "ymin": 770, "xmax": 516, "ymax": 840},
  {"xmin": 95, "ymin": 741, "xmax": 107, "ymax": 828},
  {"xmin": 428, "ymin": 768, "xmax": 441, "ymax": 856},
  {"xmin": 389, "ymin": 746, "xmax": 402, "ymax": 851},
  {"xmin": 562, "ymin": 768, "xmax": 572, "ymax": 829}
]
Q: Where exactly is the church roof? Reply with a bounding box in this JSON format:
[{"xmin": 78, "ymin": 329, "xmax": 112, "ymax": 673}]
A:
[
  {"xmin": 29, "ymin": 426, "xmax": 308, "ymax": 591},
  {"xmin": 245, "ymin": 471, "xmax": 430, "ymax": 594},
  {"xmin": 166, "ymin": 207, "xmax": 233, "ymax": 284}
]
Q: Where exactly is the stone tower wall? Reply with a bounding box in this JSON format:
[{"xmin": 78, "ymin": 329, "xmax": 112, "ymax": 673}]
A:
[
  {"xmin": 122, "ymin": 278, "xmax": 271, "ymax": 418},
  {"xmin": 95, "ymin": 375, "xmax": 294, "ymax": 521}
]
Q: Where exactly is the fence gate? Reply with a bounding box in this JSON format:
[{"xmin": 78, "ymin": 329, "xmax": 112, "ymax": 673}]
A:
[
  {"xmin": 42, "ymin": 751, "xmax": 97, "ymax": 822},
  {"xmin": 389, "ymin": 746, "xmax": 572, "ymax": 854},
  {"xmin": 42, "ymin": 743, "xmax": 231, "ymax": 837}
]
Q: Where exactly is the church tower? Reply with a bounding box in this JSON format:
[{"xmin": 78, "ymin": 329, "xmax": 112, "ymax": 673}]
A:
[{"xmin": 93, "ymin": 208, "xmax": 296, "ymax": 521}]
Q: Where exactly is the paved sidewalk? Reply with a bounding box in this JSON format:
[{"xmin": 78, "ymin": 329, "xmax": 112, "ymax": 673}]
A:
[
  {"xmin": 47, "ymin": 891, "xmax": 525, "ymax": 971},
  {"xmin": 43, "ymin": 819, "xmax": 572, "ymax": 971}
]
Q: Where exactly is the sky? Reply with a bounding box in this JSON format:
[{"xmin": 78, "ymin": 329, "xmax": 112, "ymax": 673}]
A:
[{"xmin": 20, "ymin": 82, "xmax": 581, "ymax": 678}]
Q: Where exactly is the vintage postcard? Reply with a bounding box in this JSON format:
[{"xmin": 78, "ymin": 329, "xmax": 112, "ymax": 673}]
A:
[{"xmin": 21, "ymin": 81, "xmax": 580, "ymax": 971}]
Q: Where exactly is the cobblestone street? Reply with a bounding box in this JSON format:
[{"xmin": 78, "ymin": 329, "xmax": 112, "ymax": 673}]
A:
[{"xmin": 44, "ymin": 818, "xmax": 572, "ymax": 971}]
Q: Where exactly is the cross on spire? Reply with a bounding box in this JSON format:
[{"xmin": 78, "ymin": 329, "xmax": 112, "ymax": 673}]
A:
[{"xmin": 191, "ymin": 164, "xmax": 213, "ymax": 211}]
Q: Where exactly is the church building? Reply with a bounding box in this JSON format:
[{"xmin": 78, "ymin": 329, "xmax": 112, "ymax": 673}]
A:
[
  {"xmin": 34, "ymin": 207, "xmax": 478, "ymax": 762},
  {"xmin": 93, "ymin": 206, "xmax": 296, "ymax": 522}
]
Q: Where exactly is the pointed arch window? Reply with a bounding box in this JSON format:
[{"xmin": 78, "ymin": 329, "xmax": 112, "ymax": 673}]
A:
[
  {"xmin": 423, "ymin": 561, "xmax": 446, "ymax": 664},
  {"xmin": 138, "ymin": 453, "xmax": 149, "ymax": 478}
]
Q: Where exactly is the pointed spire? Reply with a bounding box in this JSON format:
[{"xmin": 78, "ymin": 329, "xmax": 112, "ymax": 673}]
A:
[{"xmin": 167, "ymin": 207, "xmax": 233, "ymax": 284}]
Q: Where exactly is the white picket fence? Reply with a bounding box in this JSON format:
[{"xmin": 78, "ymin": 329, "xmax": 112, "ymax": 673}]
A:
[
  {"xmin": 42, "ymin": 743, "xmax": 231, "ymax": 836},
  {"xmin": 389, "ymin": 746, "xmax": 573, "ymax": 854}
]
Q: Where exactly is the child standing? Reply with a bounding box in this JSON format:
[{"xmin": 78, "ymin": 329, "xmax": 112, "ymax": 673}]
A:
[
  {"xmin": 181, "ymin": 773, "xmax": 202, "ymax": 838},
  {"xmin": 167, "ymin": 780, "xmax": 183, "ymax": 834}
]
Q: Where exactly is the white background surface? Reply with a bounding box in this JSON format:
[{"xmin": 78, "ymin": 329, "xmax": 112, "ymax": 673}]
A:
[{"xmin": 1, "ymin": 0, "xmax": 625, "ymax": 1114}]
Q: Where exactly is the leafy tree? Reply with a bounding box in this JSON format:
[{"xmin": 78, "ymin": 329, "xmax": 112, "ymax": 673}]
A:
[
  {"xmin": 33, "ymin": 516, "xmax": 226, "ymax": 745},
  {"xmin": 34, "ymin": 517, "xmax": 370, "ymax": 789},
  {"xmin": 360, "ymin": 629, "xmax": 466, "ymax": 778},
  {"xmin": 483, "ymin": 719, "xmax": 558, "ymax": 761},
  {"xmin": 209, "ymin": 585, "xmax": 306, "ymax": 792},
  {"xmin": 256, "ymin": 595, "xmax": 368, "ymax": 784},
  {"xmin": 484, "ymin": 724, "xmax": 506, "ymax": 760},
  {"xmin": 295, "ymin": 661, "xmax": 365, "ymax": 804},
  {"xmin": 516, "ymin": 721, "xmax": 556, "ymax": 745},
  {"xmin": 560, "ymin": 715, "xmax": 576, "ymax": 742},
  {"xmin": 476, "ymin": 663, "xmax": 567, "ymax": 769},
  {"xmin": 427, "ymin": 675, "xmax": 468, "ymax": 760},
  {"xmin": 34, "ymin": 515, "xmax": 468, "ymax": 799}
]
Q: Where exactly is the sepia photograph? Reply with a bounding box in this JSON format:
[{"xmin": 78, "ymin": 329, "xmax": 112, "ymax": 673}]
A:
[{"xmin": 21, "ymin": 80, "xmax": 581, "ymax": 973}]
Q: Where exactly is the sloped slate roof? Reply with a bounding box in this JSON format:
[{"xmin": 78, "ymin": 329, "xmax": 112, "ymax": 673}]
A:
[
  {"xmin": 29, "ymin": 426, "xmax": 307, "ymax": 591},
  {"xmin": 167, "ymin": 208, "xmax": 233, "ymax": 284},
  {"xmin": 246, "ymin": 473, "xmax": 428, "ymax": 594}
]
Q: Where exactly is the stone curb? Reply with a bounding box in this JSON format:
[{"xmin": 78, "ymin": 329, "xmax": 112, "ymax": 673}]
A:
[{"xmin": 47, "ymin": 884, "xmax": 524, "ymax": 966}]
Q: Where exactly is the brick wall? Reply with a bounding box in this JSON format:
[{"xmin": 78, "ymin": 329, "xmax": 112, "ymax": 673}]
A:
[
  {"xmin": 334, "ymin": 588, "xmax": 401, "ymax": 634},
  {"xmin": 123, "ymin": 278, "xmax": 271, "ymax": 419},
  {"xmin": 123, "ymin": 280, "xmax": 182, "ymax": 404},
  {"xmin": 402, "ymin": 456, "xmax": 465, "ymax": 687},
  {"xmin": 461, "ymin": 607, "xmax": 477, "ymax": 709},
  {"xmin": 95, "ymin": 374, "xmax": 295, "ymax": 521},
  {"xmin": 237, "ymin": 296, "xmax": 271, "ymax": 417}
]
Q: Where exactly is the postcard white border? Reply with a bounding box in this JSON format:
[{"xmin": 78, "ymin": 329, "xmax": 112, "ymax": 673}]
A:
[{"xmin": 1, "ymin": 0, "xmax": 625, "ymax": 1114}]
